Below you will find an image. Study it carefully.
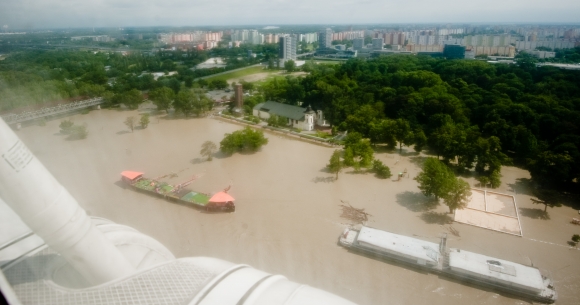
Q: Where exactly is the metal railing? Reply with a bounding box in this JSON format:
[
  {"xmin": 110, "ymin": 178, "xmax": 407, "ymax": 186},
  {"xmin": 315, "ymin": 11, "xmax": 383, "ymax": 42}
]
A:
[
  {"xmin": 1, "ymin": 98, "xmax": 103, "ymax": 125},
  {"xmin": 215, "ymin": 112, "xmax": 342, "ymax": 147}
]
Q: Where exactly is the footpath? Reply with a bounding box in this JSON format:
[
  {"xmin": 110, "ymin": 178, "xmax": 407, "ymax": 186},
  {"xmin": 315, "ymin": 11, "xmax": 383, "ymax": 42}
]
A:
[{"xmin": 211, "ymin": 112, "xmax": 338, "ymax": 148}]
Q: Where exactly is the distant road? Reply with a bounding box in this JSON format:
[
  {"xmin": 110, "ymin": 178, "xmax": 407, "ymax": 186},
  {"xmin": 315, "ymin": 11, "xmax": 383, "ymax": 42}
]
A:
[{"xmin": 297, "ymin": 52, "xmax": 315, "ymax": 57}]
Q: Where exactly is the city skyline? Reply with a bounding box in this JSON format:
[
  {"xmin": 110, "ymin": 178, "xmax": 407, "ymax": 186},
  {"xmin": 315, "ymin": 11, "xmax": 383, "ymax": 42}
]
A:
[{"xmin": 1, "ymin": 0, "xmax": 580, "ymax": 29}]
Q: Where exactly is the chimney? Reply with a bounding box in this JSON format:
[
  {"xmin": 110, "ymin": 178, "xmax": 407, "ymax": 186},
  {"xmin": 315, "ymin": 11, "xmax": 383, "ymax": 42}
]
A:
[{"xmin": 235, "ymin": 84, "xmax": 243, "ymax": 109}]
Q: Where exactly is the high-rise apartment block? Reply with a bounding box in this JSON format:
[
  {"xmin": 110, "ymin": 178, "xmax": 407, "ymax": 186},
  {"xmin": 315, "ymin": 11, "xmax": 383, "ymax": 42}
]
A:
[
  {"xmin": 381, "ymin": 32, "xmax": 406, "ymax": 46},
  {"xmin": 332, "ymin": 31, "xmax": 364, "ymax": 41},
  {"xmin": 299, "ymin": 33, "xmax": 318, "ymax": 43},
  {"xmin": 231, "ymin": 30, "xmax": 264, "ymax": 44},
  {"xmin": 231, "ymin": 30, "xmax": 248, "ymax": 42},
  {"xmin": 318, "ymin": 28, "xmax": 332, "ymax": 48},
  {"xmin": 353, "ymin": 38, "xmax": 364, "ymax": 50},
  {"xmin": 264, "ymin": 34, "xmax": 280, "ymax": 44},
  {"xmin": 443, "ymin": 44, "xmax": 466, "ymax": 59},
  {"xmin": 372, "ymin": 38, "xmax": 384, "ymax": 50},
  {"xmin": 157, "ymin": 31, "xmax": 222, "ymax": 50},
  {"xmin": 279, "ymin": 35, "xmax": 297, "ymax": 61},
  {"xmin": 437, "ymin": 28, "xmax": 464, "ymax": 36},
  {"xmin": 462, "ymin": 34, "xmax": 512, "ymax": 47},
  {"xmin": 248, "ymin": 30, "xmax": 264, "ymax": 44},
  {"xmin": 515, "ymin": 40, "xmax": 575, "ymax": 50}
]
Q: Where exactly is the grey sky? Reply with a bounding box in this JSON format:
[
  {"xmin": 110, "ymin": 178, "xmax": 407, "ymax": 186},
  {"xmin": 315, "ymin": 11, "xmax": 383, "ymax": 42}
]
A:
[{"xmin": 1, "ymin": 0, "xmax": 579, "ymax": 29}]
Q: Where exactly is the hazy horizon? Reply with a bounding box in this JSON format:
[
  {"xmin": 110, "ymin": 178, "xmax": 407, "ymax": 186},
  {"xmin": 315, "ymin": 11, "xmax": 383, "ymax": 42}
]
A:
[{"xmin": 1, "ymin": 0, "xmax": 580, "ymax": 30}]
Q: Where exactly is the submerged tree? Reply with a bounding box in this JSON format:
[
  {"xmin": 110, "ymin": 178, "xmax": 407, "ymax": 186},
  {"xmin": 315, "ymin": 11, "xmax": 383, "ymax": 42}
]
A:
[
  {"xmin": 200, "ymin": 141, "xmax": 217, "ymax": 161},
  {"xmin": 149, "ymin": 87, "xmax": 175, "ymax": 113},
  {"xmin": 59, "ymin": 119, "xmax": 74, "ymax": 134},
  {"xmin": 488, "ymin": 169, "xmax": 502, "ymax": 188},
  {"xmin": 342, "ymin": 132, "xmax": 374, "ymax": 171},
  {"xmin": 220, "ymin": 127, "xmax": 268, "ymax": 155},
  {"xmin": 174, "ymin": 90, "xmax": 195, "ymax": 117},
  {"xmin": 327, "ymin": 150, "xmax": 343, "ymax": 180},
  {"xmin": 413, "ymin": 129, "xmax": 427, "ymax": 153},
  {"xmin": 442, "ymin": 178, "xmax": 472, "ymax": 213},
  {"xmin": 174, "ymin": 90, "xmax": 213, "ymax": 117},
  {"xmin": 393, "ymin": 118, "xmax": 413, "ymax": 153},
  {"xmin": 530, "ymin": 189, "xmax": 562, "ymax": 212},
  {"xmin": 124, "ymin": 116, "xmax": 136, "ymax": 132},
  {"xmin": 59, "ymin": 119, "xmax": 87, "ymax": 139},
  {"xmin": 67, "ymin": 124, "xmax": 88, "ymax": 140},
  {"xmin": 117, "ymin": 89, "xmax": 143, "ymax": 110},
  {"xmin": 372, "ymin": 159, "xmax": 392, "ymax": 179},
  {"xmin": 571, "ymin": 234, "xmax": 580, "ymax": 247},
  {"xmin": 415, "ymin": 157, "xmax": 455, "ymax": 200},
  {"xmin": 140, "ymin": 113, "xmax": 150, "ymax": 129}
]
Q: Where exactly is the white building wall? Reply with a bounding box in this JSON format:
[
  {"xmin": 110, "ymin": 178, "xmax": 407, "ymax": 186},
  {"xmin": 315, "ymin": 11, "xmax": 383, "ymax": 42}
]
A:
[
  {"xmin": 253, "ymin": 109, "xmax": 271, "ymax": 120},
  {"xmin": 305, "ymin": 113, "xmax": 314, "ymax": 131},
  {"xmin": 253, "ymin": 108, "xmax": 323, "ymax": 131}
]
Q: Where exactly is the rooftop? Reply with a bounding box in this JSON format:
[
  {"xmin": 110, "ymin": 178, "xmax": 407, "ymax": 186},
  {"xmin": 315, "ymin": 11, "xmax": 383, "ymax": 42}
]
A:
[
  {"xmin": 356, "ymin": 226, "xmax": 440, "ymax": 263},
  {"xmin": 448, "ymin": 248, "xmax": 544, "ymax": 292},
  {"xmin": 253, "ymin": 101, "xmax": 308, "ymax": 121}
]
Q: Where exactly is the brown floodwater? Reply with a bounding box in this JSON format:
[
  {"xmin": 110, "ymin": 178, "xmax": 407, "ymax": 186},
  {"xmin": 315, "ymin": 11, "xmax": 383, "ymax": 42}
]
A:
[{"xmin": 14, "ymin": 108, "xmax": 580, "ymax": 305}]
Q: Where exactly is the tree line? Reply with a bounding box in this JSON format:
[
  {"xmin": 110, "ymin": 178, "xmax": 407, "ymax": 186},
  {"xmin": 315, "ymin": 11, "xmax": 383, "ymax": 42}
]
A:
[
  {"xmin": 0, "ymin": 45, "xmax": 278, "ymax": 113},
  {"xmin": 2, "ymin": 49, "xmax": 579, "ymax": 190},
  {"xmin": 257, "ymin": 56, "xmax": 580, "ymax": 189}
]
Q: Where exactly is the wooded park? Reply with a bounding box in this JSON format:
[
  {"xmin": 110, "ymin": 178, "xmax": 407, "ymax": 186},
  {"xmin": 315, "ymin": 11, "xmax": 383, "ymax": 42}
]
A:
[{"xmin": 1, "ymin": 48, "xmax": 579, "ymax": 191}]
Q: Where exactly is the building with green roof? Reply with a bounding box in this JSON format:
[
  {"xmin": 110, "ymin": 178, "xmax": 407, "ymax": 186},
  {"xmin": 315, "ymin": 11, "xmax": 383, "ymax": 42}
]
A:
[{"xmin": 253, "ymin": 101, "xmax": 327, "ymax": 131}]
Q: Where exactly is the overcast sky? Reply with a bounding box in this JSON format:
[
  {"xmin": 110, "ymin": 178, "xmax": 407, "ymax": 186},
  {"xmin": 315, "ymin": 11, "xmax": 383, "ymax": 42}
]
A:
[{"xmin": 1, "ymin": 0, "xmax": 579, "ymax": 29}]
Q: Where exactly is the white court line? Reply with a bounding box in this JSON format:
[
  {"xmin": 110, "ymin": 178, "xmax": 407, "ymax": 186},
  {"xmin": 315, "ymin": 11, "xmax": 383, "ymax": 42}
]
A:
[{"xmin": 526, "ymin": 238, "xmax": 580, "ymax": 250}]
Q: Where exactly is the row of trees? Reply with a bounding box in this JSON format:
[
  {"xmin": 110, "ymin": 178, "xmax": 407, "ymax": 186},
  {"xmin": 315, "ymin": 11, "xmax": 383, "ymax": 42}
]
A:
[
  {"xmin": 325, "ymin": 134, "xmax": 471, "ymax": 214},
  {"xmin": 0, "ymin": 46, "xmax": 277, "ymax": 113},
  {"xmin": 148, "ymin": 87, "xmax": 213, "ymax": 117},
  {"xmin": 124, "ymin": 114, "xmax": 150, "ymax": 132},
  {"xmin": 327, "ymin": 133, "xmax": 392, "ymax": 180}
]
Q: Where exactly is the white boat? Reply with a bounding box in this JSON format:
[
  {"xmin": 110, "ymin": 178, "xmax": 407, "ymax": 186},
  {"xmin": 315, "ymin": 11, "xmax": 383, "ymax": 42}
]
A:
[{"xmin": 339, "ymin": 226, "xmax": 557, "ymax": 304}]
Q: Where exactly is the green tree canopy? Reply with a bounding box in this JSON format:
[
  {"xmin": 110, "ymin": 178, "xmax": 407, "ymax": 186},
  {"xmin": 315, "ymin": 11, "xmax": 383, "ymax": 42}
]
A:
[
  {"xmin": 191, "ymin": 90, "xmax": 213, "ymax": 116},
  {"xmin": 124, "ymin": 116, "xmax": 136, "ymax": 132},
  {"xmin": 200, "ymin": 141, "xmax": 217, "ymax": 161},
  {"xmin": 208, "ymin": 79, "xmax": 228, "ymax": 90},
  {"xmin": 343, "ymin": 132, "xmax": 374, "ymax": 171},
  {"xmin": 284, "ymin": 60, "xmax": 296, "ymax": 73},
  {"xmin": 372, "ymin": 159, "xmax": 392, "ymax": 179},
  {"xmin": 174, "ymin": 90, "xmax": 194, "ymax": 116},
  {"xmin": 414, "ymin": 157, "xmax": 455, "ymax": 200},
  {"xmin": 327, "ymin": 150, "xmax": 343, "ymax": 179},
  {"xmin": 140, "ymin": 113, "xmax": 150, "ymax": 129},
  {"xmin": 59, "ymin": 119, "xmax": 74, "ymax": 135},
  {"xmin": 115, "ymin": 89, "xmax": 143, "ymax": 110},
  {"xmin": 442, "ymin": 178, "xmax": 472, "ymax": 213},
  {"xmin": 267, "ymin": 115, "xmax": 288, "ymax": 127},
  {"xmin": 149, "ymin": 87, "xmax": 175, "ymax": 113},
  {"xmin": 413, "ymin": 129, "xmax": 427, "ymax": 153},
  {"xmin": 393, "ymin": 118, "xmax": 414, "ymax": 152},
  {"xmin": 220, "ymin": 127, "xmax": 268, "ymax": 155}
]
